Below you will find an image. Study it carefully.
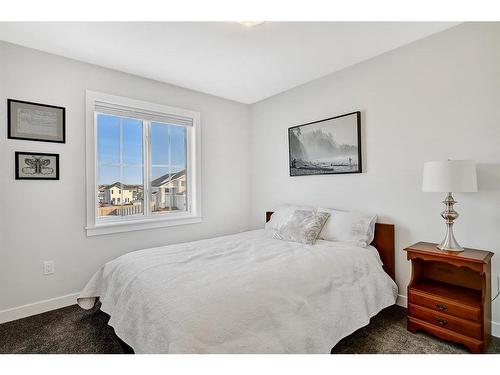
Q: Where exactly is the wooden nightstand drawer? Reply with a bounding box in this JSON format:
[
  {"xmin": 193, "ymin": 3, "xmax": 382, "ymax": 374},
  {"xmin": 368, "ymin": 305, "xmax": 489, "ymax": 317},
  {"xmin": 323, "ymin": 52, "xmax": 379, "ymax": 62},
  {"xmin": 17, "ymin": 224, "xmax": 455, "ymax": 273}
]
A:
[
  {"xmin": 408, "ymin": 303, "xmax": 482, "ymax": 340},
  {"xmin": 409, "ymin": 289, "xmax": 481, "ymax": 322}
]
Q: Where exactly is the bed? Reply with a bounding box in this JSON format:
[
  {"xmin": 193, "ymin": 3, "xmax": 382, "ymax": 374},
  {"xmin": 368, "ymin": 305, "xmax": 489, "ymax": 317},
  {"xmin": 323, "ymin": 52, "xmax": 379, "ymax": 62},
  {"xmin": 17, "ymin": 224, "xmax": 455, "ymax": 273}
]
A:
[{"xmin": 78, "ymin": 212, "xmax": 398, "ymax": 353}]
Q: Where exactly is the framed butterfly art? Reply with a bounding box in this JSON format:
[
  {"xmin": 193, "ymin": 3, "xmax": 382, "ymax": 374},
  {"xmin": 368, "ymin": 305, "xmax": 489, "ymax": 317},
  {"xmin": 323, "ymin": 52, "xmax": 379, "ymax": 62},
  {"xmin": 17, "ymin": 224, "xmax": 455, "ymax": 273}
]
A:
[{"xmin": 15, "ymin": 152, "xmax": 59, "ymax": 180}]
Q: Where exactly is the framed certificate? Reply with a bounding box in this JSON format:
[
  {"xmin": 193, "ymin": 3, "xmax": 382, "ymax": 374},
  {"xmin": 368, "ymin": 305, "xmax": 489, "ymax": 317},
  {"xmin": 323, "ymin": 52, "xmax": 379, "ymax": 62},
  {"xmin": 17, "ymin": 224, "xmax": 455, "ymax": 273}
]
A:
[{"xmin": 8, "ymin": 99, "xmax": 66, "ymax": 143}]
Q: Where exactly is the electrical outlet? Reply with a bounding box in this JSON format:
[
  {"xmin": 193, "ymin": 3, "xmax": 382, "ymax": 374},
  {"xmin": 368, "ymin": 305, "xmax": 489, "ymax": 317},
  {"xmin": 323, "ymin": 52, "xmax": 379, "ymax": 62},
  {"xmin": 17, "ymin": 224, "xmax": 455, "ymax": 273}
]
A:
[{"xmin": 43, "ymin": 261, "xmax": 54, "ymax": 275}]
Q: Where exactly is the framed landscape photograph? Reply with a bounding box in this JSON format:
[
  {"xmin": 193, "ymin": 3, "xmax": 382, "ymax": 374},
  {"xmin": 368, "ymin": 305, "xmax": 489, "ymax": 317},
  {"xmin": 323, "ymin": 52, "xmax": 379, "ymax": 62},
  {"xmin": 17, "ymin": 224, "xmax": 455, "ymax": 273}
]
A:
[
  {"xmin": 288, "ymin": 111, "xmax": 361, "ymax": 176},
  {"xmin": 15, "ymin": 152, "xmax": 60, "ymax": 180},
  {"xmin": 8, "ymin": 99, "xmax": 66, "ymax": 143}
]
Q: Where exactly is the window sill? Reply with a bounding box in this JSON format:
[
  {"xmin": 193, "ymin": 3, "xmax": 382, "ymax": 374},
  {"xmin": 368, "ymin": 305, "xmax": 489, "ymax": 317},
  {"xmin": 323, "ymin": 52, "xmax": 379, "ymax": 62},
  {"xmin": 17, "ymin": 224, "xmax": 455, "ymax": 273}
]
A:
[{"xmin": 86, "ymin": 214, "xmax": 202, "ymax": 236}]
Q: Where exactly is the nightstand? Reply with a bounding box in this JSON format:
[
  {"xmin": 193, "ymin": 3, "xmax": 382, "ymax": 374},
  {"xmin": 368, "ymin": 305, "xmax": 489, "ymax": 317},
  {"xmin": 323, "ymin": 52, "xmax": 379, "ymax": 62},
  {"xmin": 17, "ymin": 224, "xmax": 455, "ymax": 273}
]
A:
[{"xmin": 404, "ymin": 242, "xmax": 493, "ymax": 353}]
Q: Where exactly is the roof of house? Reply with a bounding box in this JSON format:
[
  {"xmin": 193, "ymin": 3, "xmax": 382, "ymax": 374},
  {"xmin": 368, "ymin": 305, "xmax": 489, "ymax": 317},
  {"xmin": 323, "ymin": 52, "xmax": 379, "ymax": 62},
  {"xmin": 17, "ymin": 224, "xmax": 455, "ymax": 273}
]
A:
[
  {"xmin": 97, "ymin": 170, "xmax": 185, "ymax": 190},
  {"xmin": 99, "ymin": 182, "xmax": 141, "ymax": 191},
  {"xmin": 151, "ymin": 169, "xmax": 186, "ymax": 188}
]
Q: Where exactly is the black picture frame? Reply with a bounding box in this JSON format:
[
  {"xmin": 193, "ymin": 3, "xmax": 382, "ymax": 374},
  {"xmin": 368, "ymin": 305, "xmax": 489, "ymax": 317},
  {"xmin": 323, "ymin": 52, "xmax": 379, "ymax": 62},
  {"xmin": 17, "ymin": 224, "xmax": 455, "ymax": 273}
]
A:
[
  {"xmin": 15, "ymin": 152, "xmax": 60, "ymax": 180},
  {"xmin": 8, "ymin": 99, "xmax": 66, "ymax": 143},
  {"xmin": 288, "ymin": 111, "xmax": 362, "ymax": 176}
]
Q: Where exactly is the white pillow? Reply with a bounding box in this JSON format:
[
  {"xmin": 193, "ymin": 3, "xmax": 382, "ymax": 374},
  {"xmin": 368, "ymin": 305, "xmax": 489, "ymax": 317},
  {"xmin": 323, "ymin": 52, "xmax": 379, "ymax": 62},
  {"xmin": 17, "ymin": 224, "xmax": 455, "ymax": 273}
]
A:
[
  {"xmin": 273, "ymin": 210, "xmax": 330, "ymax": 245},
  {"xmin": 318, "ymin": 208, "xmax": 377, "ymax": 246},
  {"xmin": 265, "ymin": 204, "xmax": 315, "ymax": 230}
]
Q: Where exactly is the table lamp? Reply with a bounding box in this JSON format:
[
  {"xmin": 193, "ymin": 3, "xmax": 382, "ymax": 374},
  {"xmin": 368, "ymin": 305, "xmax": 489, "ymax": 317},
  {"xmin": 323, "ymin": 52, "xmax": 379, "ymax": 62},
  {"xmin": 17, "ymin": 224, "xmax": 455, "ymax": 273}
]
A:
[{"xmin": 422, "ymin": 160, "xmax": 477, "ymax": 252}]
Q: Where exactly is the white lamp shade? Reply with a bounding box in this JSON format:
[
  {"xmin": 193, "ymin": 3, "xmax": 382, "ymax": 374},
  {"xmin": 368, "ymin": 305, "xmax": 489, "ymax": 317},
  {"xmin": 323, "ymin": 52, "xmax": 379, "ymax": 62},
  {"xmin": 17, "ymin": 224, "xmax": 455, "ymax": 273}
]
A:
[{"xmin": 422, "ymin": 160, "xmax": 477, "ymax": 192}]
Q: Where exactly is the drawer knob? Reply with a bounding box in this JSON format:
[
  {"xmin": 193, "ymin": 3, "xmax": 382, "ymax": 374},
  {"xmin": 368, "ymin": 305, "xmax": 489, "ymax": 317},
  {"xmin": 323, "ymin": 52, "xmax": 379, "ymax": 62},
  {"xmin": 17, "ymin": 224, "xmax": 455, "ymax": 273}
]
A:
[
  {"xmin": 435, "ymin": 303, "xmax": 448, "ymax": 311},
  {"xmin": 435, "ymin": 318, "xmax": 448, "ymax": 326}
]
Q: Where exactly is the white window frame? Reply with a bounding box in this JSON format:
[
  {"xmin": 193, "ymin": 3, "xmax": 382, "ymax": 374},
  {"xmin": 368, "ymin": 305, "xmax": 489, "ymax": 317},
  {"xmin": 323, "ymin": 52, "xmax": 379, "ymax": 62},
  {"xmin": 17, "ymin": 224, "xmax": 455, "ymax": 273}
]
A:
[{"xmin": 85, "ymin": 90, "xmax": 202, "ymax": 236}]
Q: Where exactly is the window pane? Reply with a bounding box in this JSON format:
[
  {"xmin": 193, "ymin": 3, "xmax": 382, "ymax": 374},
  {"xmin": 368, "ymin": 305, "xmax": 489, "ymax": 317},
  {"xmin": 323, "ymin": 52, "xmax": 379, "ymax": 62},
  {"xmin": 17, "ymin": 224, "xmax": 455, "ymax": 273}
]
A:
[
  {"xmin": 151, "ymin": 167, "xmax": 170, "ymax": 212},
  {"xmin": 170, "ymin": 125, "xmax": 186, "ymax": 167},
  {"xmin": 169, "ymin": 125, "xmax": 187, "ymax": 213},
  {"xmin": 150, "ymin": 122, "xmax": 187, "ymax": 214},
  {"xmin": 123, "ymin": 118, "xmax": 143, "ymax": 165},
  {"xmin": 97, "ymin": 114, "xmax": 144, "ymax": 220},
  {"xmin": 172, "ymin": 171, "xmax": 187, "ymax": 212},
  {"xmin": 120, "ymin": 167, "xmax": 143, "ymax": 217},
  {"xmin": 97, "ymin": 114, "xmax": 120, "ymax": 165},
  {"xmin": 97, "ymin": 166, "xmax": 120, "ymax": 218},
  {"xmin": 151, "ymin": 167, "xmax": 187, "ymax": 213},
  {"xmin": 151, "ymin": 123, "xmax": 170, "ymax": 165}
]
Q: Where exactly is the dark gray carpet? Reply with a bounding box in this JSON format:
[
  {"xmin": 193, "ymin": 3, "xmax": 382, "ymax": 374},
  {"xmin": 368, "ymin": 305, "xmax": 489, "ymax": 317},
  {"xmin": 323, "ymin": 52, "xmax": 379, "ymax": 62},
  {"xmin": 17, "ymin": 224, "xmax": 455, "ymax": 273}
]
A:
[
  {"xmin": 0, "ymin": 303, "xmax": 130, "ymax": 354},
  {"xmin": 1, "ymin": 304, "xmax": 499, "ymax": 354}
]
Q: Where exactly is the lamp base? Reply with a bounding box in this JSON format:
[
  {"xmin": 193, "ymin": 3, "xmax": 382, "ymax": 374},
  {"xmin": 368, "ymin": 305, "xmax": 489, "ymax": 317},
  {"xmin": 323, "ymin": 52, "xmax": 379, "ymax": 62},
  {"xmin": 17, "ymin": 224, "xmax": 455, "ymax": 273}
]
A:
[
  {"xmin": 437, "ymin": 236, "xmax": 464, "ymax": 252},
  {"xmin": 437, "ymin": 246, "xmax": 464, "ymax": 252},
  {"xmin": 437, "ymin": 192, "xmax": 464, "ymax": 252}
]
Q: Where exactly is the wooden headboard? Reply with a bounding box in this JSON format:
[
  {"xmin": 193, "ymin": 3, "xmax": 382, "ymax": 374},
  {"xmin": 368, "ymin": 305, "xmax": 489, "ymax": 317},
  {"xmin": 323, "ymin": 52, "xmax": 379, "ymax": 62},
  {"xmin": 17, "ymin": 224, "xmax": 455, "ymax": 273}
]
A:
[{"xmin": 265, "ymin": 211, "xmax": 395, "ymax": 281}]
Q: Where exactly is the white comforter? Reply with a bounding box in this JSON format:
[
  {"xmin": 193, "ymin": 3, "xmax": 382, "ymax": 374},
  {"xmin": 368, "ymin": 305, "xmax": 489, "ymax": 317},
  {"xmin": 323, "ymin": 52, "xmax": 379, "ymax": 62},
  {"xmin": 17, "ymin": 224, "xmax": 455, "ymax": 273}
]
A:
[{"xmin": 78, "ymin": 229, "xmax": 397, "ymax": 353}]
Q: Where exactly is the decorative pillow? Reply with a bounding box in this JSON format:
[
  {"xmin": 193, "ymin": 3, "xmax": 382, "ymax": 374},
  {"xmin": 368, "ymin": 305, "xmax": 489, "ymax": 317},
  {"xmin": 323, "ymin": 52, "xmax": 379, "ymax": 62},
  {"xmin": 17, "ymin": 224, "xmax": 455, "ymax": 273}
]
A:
[
  {"xmin": 318, "ymin": 208, "xmax": 377, "ymax": 246},
  {"xmin": 265, "ymin": 204, "xmax": 316, "ymax": 230},
  {"xmin": 273, "ymin": 210, "xmax": 330, "ymax": 245}
]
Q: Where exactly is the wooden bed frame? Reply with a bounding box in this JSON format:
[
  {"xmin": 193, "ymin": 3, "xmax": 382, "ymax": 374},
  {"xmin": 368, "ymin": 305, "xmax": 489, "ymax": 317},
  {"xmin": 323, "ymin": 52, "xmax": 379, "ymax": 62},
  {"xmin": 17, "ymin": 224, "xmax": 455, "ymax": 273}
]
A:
[{"xmin": 265, "ymin": 211, "xmax": 395, "ymax": 281}]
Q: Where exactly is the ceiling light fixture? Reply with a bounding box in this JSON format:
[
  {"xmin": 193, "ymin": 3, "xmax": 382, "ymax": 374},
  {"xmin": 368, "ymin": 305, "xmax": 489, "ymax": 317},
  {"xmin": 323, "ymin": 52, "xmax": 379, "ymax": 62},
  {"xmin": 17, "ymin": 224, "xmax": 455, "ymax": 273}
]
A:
[{"xmin": 237, "ymin": 21, "xmax": 265, "ymax": 27}]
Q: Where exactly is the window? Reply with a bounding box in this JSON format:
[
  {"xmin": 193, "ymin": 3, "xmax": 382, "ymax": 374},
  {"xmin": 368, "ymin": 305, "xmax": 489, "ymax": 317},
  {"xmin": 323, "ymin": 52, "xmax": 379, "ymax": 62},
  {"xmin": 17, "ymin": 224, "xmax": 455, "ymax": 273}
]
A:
[{"xmin": 86, "ymin": 91, "xmax": 201, "ymax": 236}]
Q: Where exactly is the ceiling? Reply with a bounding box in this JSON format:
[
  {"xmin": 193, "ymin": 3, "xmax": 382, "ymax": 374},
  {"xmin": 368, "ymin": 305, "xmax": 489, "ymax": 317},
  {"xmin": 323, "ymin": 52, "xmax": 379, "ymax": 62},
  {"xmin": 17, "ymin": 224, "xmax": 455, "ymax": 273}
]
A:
[{"xmin": 0, "ymin": 22, "xmax": 459, "ymax": 104}]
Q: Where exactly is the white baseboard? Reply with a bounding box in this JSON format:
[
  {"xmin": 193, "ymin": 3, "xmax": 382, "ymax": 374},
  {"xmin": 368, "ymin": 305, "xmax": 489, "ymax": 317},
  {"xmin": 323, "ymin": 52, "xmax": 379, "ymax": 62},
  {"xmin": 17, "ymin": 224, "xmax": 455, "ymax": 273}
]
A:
[
  {"xmin": 0, "ymin": 292, "xmax": 80, "ymax": 324},
  {"xmin": 395, "ymin": 293, "xmax": 499, "ymax": 338},
  {"xmin": 492, "ymin": 320, "xmax": 500, "ymax": 338}
]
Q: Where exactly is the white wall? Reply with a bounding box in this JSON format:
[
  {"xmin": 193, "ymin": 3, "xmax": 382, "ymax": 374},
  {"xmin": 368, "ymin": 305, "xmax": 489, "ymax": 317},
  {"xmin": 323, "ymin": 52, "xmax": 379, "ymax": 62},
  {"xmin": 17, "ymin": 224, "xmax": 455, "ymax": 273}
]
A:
[
  {"xmin": 249, "ymin": 23, "xmax": 500, "ymax": 325},
  {"xmin": 0, "ymin": 41, "xmax": 250, "ymax": 312}
]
